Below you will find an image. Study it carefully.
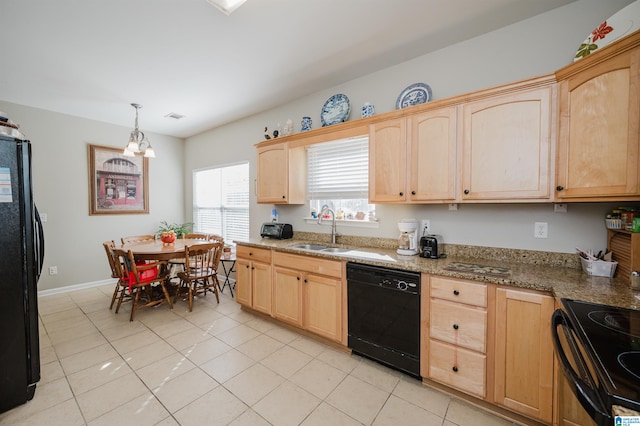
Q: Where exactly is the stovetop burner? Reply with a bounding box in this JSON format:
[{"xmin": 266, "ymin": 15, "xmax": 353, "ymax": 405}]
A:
[
  {"xmin": 588, "ymin": 310, "xmax": 639, "ymax": 338},
  {"xmin": 619, "ymin": 352, "xmax": 640, "ymax": 380},
  {"xmin": 562, "ymin": 299, "xmax": 640, "ymax": 412}
]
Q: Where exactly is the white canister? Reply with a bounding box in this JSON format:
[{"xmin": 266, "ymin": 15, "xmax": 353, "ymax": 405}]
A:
[{"xmin": 631, "ymin": 271, "xmax": 640, "ymax": 290}]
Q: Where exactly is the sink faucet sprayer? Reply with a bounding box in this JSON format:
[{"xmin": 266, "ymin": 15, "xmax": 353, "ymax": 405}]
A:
[{"xmin": 318, "ymin": 206, "xmax": 339, "ymax": 244}]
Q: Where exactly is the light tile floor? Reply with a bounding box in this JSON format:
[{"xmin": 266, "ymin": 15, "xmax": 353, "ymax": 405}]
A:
[{"xmin": 0, "ymin": 283, "xmax": 519, "ymax": 426}]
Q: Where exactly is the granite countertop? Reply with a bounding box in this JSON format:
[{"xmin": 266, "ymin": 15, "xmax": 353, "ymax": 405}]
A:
[{"xmin": 236, "ymin": 236, "xmax": 640, "ymax": 311}]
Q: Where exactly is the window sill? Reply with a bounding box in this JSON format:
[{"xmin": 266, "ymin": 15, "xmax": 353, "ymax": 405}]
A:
[{"xmin": 303, "ymin": 217, "xmax": 380, "ymax": 229}]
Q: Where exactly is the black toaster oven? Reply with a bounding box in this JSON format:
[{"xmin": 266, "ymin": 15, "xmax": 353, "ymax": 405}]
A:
[{"xmin": 260, "ymin": 223, "xmax": 293, "ymax": 239}]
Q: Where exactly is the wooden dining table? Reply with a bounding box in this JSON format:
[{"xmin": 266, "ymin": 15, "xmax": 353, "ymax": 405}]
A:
[{"xmin": 120, "ymin": 238, "xmax": 212, "ymax": 261}]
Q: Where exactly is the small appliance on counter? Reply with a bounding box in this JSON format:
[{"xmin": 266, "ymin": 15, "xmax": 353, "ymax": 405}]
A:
[
  {"xmin": 260, "ymin": 222, "xmax": 293, "ymax": 239},
  {"xmin": 397, "ymin": 219, "xmax": 419, "ymax": 255},
  {"xmin": 420, "ymin": 234, "xmax": 444, "ymax": 259}
]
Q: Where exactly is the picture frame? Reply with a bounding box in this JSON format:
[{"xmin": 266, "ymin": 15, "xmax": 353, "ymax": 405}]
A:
[{"xmin": 88, "ymin": 144, "xmax": 149, "ymax": 215}]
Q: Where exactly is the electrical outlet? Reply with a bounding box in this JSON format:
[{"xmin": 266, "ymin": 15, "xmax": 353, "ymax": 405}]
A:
[
  {"xmin": 420, "ymin": 219, "xmax": 430, "ymax": 236},
  {"xmin": 448, "ymin": 203, "xmax": 458, "ymax": 211},
  {"xmin": 49, "ymin": 266, "xmax": 58, "ymax": 275},
  {"xmin": 534, "ymin": 222, "xmax": 548, "ymax": 239}
]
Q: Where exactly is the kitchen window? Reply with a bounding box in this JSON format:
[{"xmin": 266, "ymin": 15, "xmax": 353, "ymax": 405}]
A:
[
  {"xmin": 307, "ymin": 136, "xmax": 376, "ymax": 223},
  {"xmin": 192, "ymin": 162, "xmax": 249, "ymax": 244}
]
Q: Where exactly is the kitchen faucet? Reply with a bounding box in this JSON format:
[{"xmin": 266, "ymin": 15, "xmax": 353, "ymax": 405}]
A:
[{"xmin": 318, "ymin": 207, "xmax": 339, "ymax": 244}]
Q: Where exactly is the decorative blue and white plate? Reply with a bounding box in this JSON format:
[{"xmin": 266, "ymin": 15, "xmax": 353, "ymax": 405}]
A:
[
  {"xmin": 321, "ymin": 94, "xmax": 350, "ymax": 126},
  {"xmin": 396, "ymin": 83, "xmax": 432, "ymax": 109}
]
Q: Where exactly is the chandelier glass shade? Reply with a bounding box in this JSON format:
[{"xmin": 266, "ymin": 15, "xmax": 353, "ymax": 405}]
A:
[{"xmin": 123, "ymin": 103, "xmax": 155, "ymax": 158}]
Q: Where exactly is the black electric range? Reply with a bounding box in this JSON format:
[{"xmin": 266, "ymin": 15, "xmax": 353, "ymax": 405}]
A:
[{"xmin": 553, "ymin": 299, "xmax": 640, "ymax": 424}]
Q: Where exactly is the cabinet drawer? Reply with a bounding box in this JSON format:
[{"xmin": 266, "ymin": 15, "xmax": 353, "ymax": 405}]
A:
[
  {"xmin": 430, "ymin": 276, "xmax": 487, "ymax": 307},
  {"xmin": 236, "ymin": 245, "xmax": 272, "ymax": 264},
  {"xmin": 273, "ymin": 251, "xmax": 342, "ymax": 278},
  {"xmin": 430, "ymin": 299, "xmax": 486, "ymax": 353},
  {"xmin": 429, "ymin": 339, "xmax": 486, "ymax": 398}
]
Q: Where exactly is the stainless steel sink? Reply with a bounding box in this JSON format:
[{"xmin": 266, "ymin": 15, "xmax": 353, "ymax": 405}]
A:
[
  {"xmin": 321, "ymin": 247, "xmax": 349, "ymax": 253},
  {"xmin": 289, "ymin": 243, "xmax": 327, "ymax": 251}
]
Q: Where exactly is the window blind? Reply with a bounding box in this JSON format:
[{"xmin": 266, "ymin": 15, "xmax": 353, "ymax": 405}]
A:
[
  {"xmin": 307, "ymin": 136, "xmax": 369, "ymax": 200},
  {"xmin": 193, "ymin": 162, "xmax": 249, "ymax": 242}
]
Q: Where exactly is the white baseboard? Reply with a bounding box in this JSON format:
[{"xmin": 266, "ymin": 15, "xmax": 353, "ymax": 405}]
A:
[{"xmin": 38, "ymin": 278, "xmax": 117, "ymax": 298}]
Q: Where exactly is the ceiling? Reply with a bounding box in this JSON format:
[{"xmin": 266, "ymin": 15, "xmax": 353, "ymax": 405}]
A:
[{"xmin": 0, "ymin": 0, "xmax": 576, "ymax": 138}]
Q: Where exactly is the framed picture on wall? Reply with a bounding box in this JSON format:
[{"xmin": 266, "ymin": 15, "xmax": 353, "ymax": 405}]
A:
[{"xmin": 88, "ymin": 144, "xmax": 149, "ymax": 215}]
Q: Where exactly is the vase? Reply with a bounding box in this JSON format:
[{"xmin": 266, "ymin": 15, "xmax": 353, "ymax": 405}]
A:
[
  {"xmin": 301, "ymin": 116, "xmax": 312, "ymax": 132},
  {"xmin": 361, "ymin": 102, "xmax": 375, "ymax": 118},
  {"xmin": 160, "ymin": 232, "xmax": 176, "ymax": 244}
]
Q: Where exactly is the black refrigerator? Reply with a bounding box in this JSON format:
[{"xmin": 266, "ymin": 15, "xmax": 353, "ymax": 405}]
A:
[{"xmin": 0, "ymin": 134, "xmax": 44, "ymax": 413}]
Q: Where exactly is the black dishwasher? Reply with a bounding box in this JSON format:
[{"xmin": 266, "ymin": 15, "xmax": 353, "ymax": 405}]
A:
[{"xmin": 347, "ymin": 262, "xmax": 421, "ymax": 378}]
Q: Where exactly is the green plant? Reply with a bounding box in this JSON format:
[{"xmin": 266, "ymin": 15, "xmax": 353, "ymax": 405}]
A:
[{"xmin": 157, "ymin": 221, "xmax": 194, "ymax": 238}]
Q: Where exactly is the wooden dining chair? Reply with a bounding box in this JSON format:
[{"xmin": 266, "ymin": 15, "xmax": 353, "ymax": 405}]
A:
[
  {"xmin": 174, "ymin": 241, "xmax": 223, "ymax": 312},
  {"xmin": 183, "ymin": 233, "xmax": 210, "ymax": 240},
  {"xmin": 121, "ymin": 234, "xmax": 156, "ymax": 245},
  {"xmin": 112, "ymin": 248, "xmax": 172, "ymax": 321},
  {"xmin": 168, "ymin": 233, "xmax": 215, "ymax": 275},
  {"xmin": 103, "ymin": 240, "xmax": 124, "ymax": 310}
]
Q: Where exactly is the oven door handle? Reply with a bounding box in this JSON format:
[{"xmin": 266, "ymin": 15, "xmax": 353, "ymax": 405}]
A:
[{"xmin": 551, "ymin": 309, "xmax": 612, "ymax": 426}]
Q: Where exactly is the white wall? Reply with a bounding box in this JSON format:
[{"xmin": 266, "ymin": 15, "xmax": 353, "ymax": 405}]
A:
[
  {"xmin": 2, "ymin": 0, "xmax": 636, "ymax": 292},
  {"xmin": 184, "ymin": 0, "xmax": 639, "ymax": 253},
  {"xmin": 0, "ymin": 101, "xmax": 185, "ymax": 291}
]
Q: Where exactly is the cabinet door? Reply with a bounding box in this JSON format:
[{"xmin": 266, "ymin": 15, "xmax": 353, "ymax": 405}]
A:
[
  {"xmin": 257, "ymin": 143, "xmax": 288, "ymax": 203},
  {"xmin": 494, "ymin": 288, "xmax": 554, "ymax": 423},
  {"xmin": 462, "ymin": 87, "xmax": 552, "ymax": 201},
  {"xmin": 304, "ymin": 273, "xmax": 341, "ymax": 342},
  {"xmin": 556, "ymin": 48, "xmax": 640, "ymax": 200},
  {"xmin": 273, "ymin": 267, "xmax": 303, "ymax": 327},
  {"xmin": 235, "ymin": 258, "xmax": 252, "ymax": 307},
  {"xmin": 252, "ymin": 261, "xmax": 272, "ymax": 315},
  {"xmin": 369, "ymin": 118, "xmax": 407, "ymax": 202},
  {"xmin": 409, "ymin": 107, "xmax": 457, "ymax": 201}
]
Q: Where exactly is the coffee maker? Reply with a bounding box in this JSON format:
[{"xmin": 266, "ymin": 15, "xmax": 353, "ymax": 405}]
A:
[{"xmin": 397, "ymin": 219, "xmax": 419, "ymax": 255}]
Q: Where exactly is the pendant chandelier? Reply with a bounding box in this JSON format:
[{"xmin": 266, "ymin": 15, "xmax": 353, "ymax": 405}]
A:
[{"xmin": 123, "ymin": 103, "xmax": 155, "ymax": 158}]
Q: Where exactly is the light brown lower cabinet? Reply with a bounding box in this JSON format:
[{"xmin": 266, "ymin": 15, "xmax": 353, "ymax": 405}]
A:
[
  {"xmin": 272, "ymin": 252, "xmax": 343, "ymax": 342},
  {"xmin": 423, "ymin": 276, "xmax": 488, "ymax": 398},
  {"xmin": 553, "ymin": 300, "xmax": 596, "ymax": 426},
  {"xmin": 235, "ymin": 246, "xmax": 272, "ymax": 315},
  {"xmin": 555, "ymin": 365, "xmax": 596, "ymax": 426},
  {"xmin": 273, "ymin": 266, "xmax": 303, "ymax": 326},
  {"xmin": 494, "ymin": 287, "xmax": 554, "ymax": 424}
]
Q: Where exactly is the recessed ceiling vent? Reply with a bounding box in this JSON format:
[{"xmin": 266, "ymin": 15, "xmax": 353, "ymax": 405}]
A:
[{"xmin": 164, "ymin": 112, "xmax": 185, "ymax": 120}]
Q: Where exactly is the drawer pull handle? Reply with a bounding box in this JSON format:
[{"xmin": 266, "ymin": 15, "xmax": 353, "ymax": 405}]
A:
[
  {"xmin": 453, "ymin": 290, "xmax": 460, "ymax": 296},
  {"xmin": 453, "ymin": 324, "xmax": 459, "ymax": 330},
  {"xmin": 452, "ymin": 366, "xmax": 458, "ymax": 372}
]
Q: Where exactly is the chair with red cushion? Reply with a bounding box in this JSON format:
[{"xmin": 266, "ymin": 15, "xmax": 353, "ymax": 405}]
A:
[
  {"xmin": 112, "ymin": 248, "xmax": 172, "ymax": 321},
  {"xmin": 103, "ymin": 240, "xmax": 125, "ymax": 310}
]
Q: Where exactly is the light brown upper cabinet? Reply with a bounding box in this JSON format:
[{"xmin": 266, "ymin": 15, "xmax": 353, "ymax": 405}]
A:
[
  {"xmin": 256, "ymin": 142, "xmax": 306, "ymax": 204},
  {"xmin": 555, "ymin": 32, "xmax": 640, "ymax": 201},
  {"xmin": 461, "ymin": 86, "xmax": 553, "ymax": 202},
  {"xmin": 409, "ymin": 107, "xmax": 458, "ymax": 202},
  {"xmin": 369, "ymin": 117, "xmax": 408, "ymax": 202},
  {"xmin": 369, "ymin": 107, "xmax": 457, "ymax": 203}
]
